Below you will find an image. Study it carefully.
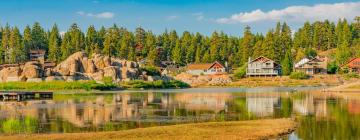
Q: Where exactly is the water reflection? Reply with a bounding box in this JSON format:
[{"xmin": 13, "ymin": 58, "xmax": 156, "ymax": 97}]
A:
[{"xmin": 0, "ymin": 89, "xmax": 359, "ymax": 140}]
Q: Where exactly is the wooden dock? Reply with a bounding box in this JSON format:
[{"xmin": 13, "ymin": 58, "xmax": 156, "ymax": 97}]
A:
[{"xmin": 0, "ymin": 91, "xmax": 53, "ymax": 101}]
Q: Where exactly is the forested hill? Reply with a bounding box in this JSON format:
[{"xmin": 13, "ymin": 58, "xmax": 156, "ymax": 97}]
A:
[{"xmin": 0, "ymin": 17, "xmax": 359, "ymax": 69}]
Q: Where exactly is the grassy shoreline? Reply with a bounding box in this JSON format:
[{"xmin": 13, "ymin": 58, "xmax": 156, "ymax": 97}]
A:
[
  {"xmin": 0, "ymin": 118, "xmax": 296, "ymax": 140},
  {"xmin": 0, "ymin": 80, "xmax": 190, "ymax": 91}
]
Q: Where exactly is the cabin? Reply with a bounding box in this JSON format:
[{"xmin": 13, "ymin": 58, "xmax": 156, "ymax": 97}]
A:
[
  {"xmin": 160, "ymin": 61, "xmax": 181, "ymax": 76},
  {"xmin": 186, "ymin": 61, "xmax": 226, "ymax": 75},
  {"xmin": 246, "ymin": 56, "xmax": 281, "ymax": 76},
  {"xmin": 29, "ymin": 49, "xmax": 46, "ymax": 62},
  {"xmin": 294, "ymin": 56, "xmax": 328, "ymax": 75},
  {"xmin": 342, "ymin": 58, "xmax": 360, "ymax": 73}
]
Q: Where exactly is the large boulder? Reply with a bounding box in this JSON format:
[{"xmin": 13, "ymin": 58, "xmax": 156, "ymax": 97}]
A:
[
  {"xmin": 22, "ymin": 61, "xmax": 42, "ymax": 78},
  {"xmin": 103, "ymin": 66, "xmax": 120, "ymax": 81},
  {"xmin": 92, "ymin": 53, "xmax": 111, "ymax": 69},
  {"xmin": 121, "ymin": 67, "xmax": 139, "ymax": 80},
  {"xmin": 26, "ymin": 78, "xmax": 43, "ymax": 82},
  {"xmin": 45, "ymin": 76, "xmax": 65, "ymax": 82},
  {"xmin": 82, "ymin": 58, "xmax": 96, "ymax": 74},
  {"xmin": 53, "ymin": 51, "xmax": 87, "ymax": 76},
  {"xmin": 89, "ymin": 71, "xmax": 104, "ymax": 82},
  {"xmin": 0, "ymin": 67, "xmax": 22, "ymax": 82}
]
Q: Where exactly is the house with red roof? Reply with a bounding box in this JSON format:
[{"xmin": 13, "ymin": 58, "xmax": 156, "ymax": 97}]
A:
[
  {"xmin": 186, "ymin": 61, "xmax": 226, "ymax": 75},
  {"xmin": 342, "ymin": 58, "xmax": 360, "ymax": 73}
]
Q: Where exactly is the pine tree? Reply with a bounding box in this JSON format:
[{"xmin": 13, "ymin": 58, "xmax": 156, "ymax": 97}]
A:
[
  {"xmin": 240, "ymin": 26, "xmax": 253, "ymax": 65},
  {"xmin": 1, "ymin": 24, "xmax": 11, "ymax": 63},
  {"xmin": 281, "ymin": 50, "xmax": 293, "ymax": 76},
  {"xmin": 31, "ymin": 22, "xmax": 47, "ymax": 50},
  {"xmin": 280, "ymin": 22, "xmax": 292, "ymax": 61},
  {"xmin": 119, "ymin": 31, "xmax": 133, "ymax": 59},
  {"xmin": 147, "ymin": 47, "xmax": 158, "ymax": 66},
  {"xmin": 171, "ymin": 40, "xmax": 183, "ymax": 65},
  {"xmin": 85, "ymin": 25, "xmax": 98, "ymax": 56},
  {"xmin": 262, "ymin": 30, "xmax": 275, "ymax": 60},
  {"xmin": 135, "ymin": 27, "xmax": 146, "ymax": 56},
  {"xmin": 48, "ymin": 24, "xmax": 61, "ymax": 62},
  {"xmin": 23, "ymin": 25, "xmax": 32, "ymax": 61},
  {"xmin": 103, "ymin": 25, "xmax": 120, "ymax": 57},
  {"xmin": 9, "ymin": 27, "xmax": 24, "ymax": 63}
]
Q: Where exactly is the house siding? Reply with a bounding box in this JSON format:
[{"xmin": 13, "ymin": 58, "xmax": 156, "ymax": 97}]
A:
[{"xmin": 246, "ymin": 57, "xmax": 281, "ymax": 76}]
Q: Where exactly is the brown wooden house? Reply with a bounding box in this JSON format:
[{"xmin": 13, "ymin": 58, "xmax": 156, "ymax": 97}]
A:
[
  {"xmin": 294, "ymin": 56, "xmax": 328, "ymax": 75},
  {"xmin": 29, "ymin": 49, "xmax": 46, "ymax": 61}
]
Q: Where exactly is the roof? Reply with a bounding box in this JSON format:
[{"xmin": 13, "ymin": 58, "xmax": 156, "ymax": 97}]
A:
[
  {"xmin": 295, "ymin": 56, "xmax": 327, "ymax": 68},
  {"xmin": 29, "ymin": 49, "xmax": 46, "ymax": 54},
  {"xmin": 295, "ymin": 58, "xmax": 310, "ymax": 68},
  {"xmin": 342, "ymin": 58, "xmax": 360, "ymax": 68},
  {"xmin": 187, "ymin": 61, "xmax": 224, "ymax": 70},
  {"xmin": 249, "ymin": 56, "xmax": 276, "ymax": 64}
]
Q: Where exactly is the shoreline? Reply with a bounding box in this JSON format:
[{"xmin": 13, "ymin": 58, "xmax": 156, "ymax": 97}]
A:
[{"xmin": 0, "ymin": 118, "xmax": 296, "ymax": 140}]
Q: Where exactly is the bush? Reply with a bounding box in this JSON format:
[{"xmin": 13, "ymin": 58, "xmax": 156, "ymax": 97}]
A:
[
  {"xmin": 327, "ymin": 61, "xmax": 339, "ymax": 74},
  {"xmin": 233, "ymin": 64, "xmax": 247, "ymax": 80},
  {"xmin": 121, "ymin": 80, "xmax": 189, "ymax": 89},
  {"xmin": 289, "ymin": 72, "xmax": 309, "ymax": 80},
  {"xmin": 0, "ymin": 81, "xmax": 117, "ymax": 91},
  {"xmin": 140, "ymin": 66, "xmax": 161, "ymax": 76},
  {"xmin": 343, "ymin": 72, "xmax": 360, "ymax": 80}
]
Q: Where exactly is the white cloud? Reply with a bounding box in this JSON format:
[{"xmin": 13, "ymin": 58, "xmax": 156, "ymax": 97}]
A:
[
  {"xmin": 166, "ymin": 15, "xmax": 179, "ymax": 21},
  {"xmin": 192, "ymin": 12, "xmax": 204, "ymax": 21},
  {"xmin": 216, "ymin": 2, "xmax": 360, "ymax": 24},
  {"xmin": 77, "ymin": 11, "xmax": 114, "ymax": 19}
]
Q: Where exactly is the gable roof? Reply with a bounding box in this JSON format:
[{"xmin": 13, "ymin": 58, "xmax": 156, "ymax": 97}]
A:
[
  {"xmin": 249, "ymin": 56, "xmax": 276, "ymax": 64},
  {"xmin": 295, "ymin": 56, "xmax": 327, "ymax": 68},
  {"xmin": 187, "ymin": 61, "xmax": 224, "ymax": 70},
  {"xmin": 342, "ymin": 58, "xmax": 360, "ymax": 68}
]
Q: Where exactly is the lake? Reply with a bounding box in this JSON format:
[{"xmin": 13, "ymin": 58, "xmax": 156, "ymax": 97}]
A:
[{"xmin": 0, "ymin": 87, "xmax": 359, "ymax": 139}]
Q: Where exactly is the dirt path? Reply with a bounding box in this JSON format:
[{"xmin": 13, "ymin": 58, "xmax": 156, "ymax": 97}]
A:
[{"xmin": 0, "ymin": 118, "xmax": 296, "ymax": 140}]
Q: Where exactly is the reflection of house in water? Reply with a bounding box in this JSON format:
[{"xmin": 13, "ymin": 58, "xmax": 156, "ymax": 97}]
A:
[
  {"xmin": 292, "ymin": 95, "xmax": 328, "ymax": 118},
  {"xmin": 174, "ymin": 93, "xmax": 232, "ymax": 113},
  {"xmin": 293, "ymin": 95, "xmax": 315, "ymax": 115},
  {"xmin": 348, "ymin": 100, "xmax": 360, "ymax": 115},
  {"xmin": 246, "ymin": 94, "xmax": 281, "ymax": 117}
]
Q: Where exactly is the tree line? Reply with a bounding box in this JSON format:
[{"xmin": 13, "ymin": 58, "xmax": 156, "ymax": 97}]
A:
[{"xmin": 0, "ymin": 17, "xmax": 359, "ymax": 74}]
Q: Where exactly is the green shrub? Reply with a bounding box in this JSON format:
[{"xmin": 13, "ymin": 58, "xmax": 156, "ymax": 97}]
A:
[
  {"xmin": 327, "ymin": 61, "xmax": 339, "ymax": 74},
  {"xmin": 2, "ymin": 118, "xmax": 22, "ymax": 134},
  {"xmin": 140, "ymin": 66, "xmax": 161, "ymax": 76},
  {"xmin": 233, "ymin": 64, "xmax": 247, "ymax": 80},
  {"xmin": 121, "ymin": 80, "xmax": 189, "ymax": 89},
  {"xmin": 102, "ymin": 76, "xmax": 114, "ymax": 84},
  {"xmin": 0, "ymin": 81, "xmax": 117, "ymax": 91},
  {"xmin": 343, "ymin": 72, "xmax": 360, "ymax": 80},
  {"xmin": 289, "ymin": 72, "xmax": 309, "ymax": 80}
]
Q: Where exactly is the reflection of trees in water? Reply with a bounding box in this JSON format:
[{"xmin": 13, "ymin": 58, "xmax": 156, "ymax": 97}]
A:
[
  {"xmin": 296, "ymin": 100, "xmax": 360, "ymax": 140},
  {"xmin": 1, "ymin": 91, "xmax": 350, "ymax": 135}
]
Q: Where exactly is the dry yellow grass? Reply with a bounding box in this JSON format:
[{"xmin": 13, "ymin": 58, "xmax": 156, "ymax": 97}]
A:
[{"xmin": 0, "ymin": 118, "xmax": 296, "ymax": 140}]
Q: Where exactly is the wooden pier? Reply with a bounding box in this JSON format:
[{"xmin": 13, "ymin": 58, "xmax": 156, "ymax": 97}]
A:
[{"xmin": 0, "ymin": 91, "xmax": 53, "ymax": 101}]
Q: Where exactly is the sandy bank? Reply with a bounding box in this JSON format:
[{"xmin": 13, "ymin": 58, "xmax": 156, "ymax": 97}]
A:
[{"xmin": 0, "ymin": 118, "xmax": 296, "ymax": 140}]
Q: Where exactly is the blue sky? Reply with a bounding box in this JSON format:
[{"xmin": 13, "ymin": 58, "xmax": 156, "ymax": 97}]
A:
[{"xmin": 0, "ymin": 0, "xmax": 359, "ymax": 36}]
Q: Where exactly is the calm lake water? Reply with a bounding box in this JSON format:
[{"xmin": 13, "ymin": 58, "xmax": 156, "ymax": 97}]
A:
[{"xmin": 0, "ymin": 87, "xmax": 359, "ymax": 139}]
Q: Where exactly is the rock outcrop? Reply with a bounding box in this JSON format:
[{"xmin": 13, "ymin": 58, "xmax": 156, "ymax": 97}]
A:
[
  {"xmin": 175, "ymin": 73, "xmax": 232, "ymax": 87},
  {"xmin": 0, "ymin": 51, "xmax": 140, "ymax": 83}
]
